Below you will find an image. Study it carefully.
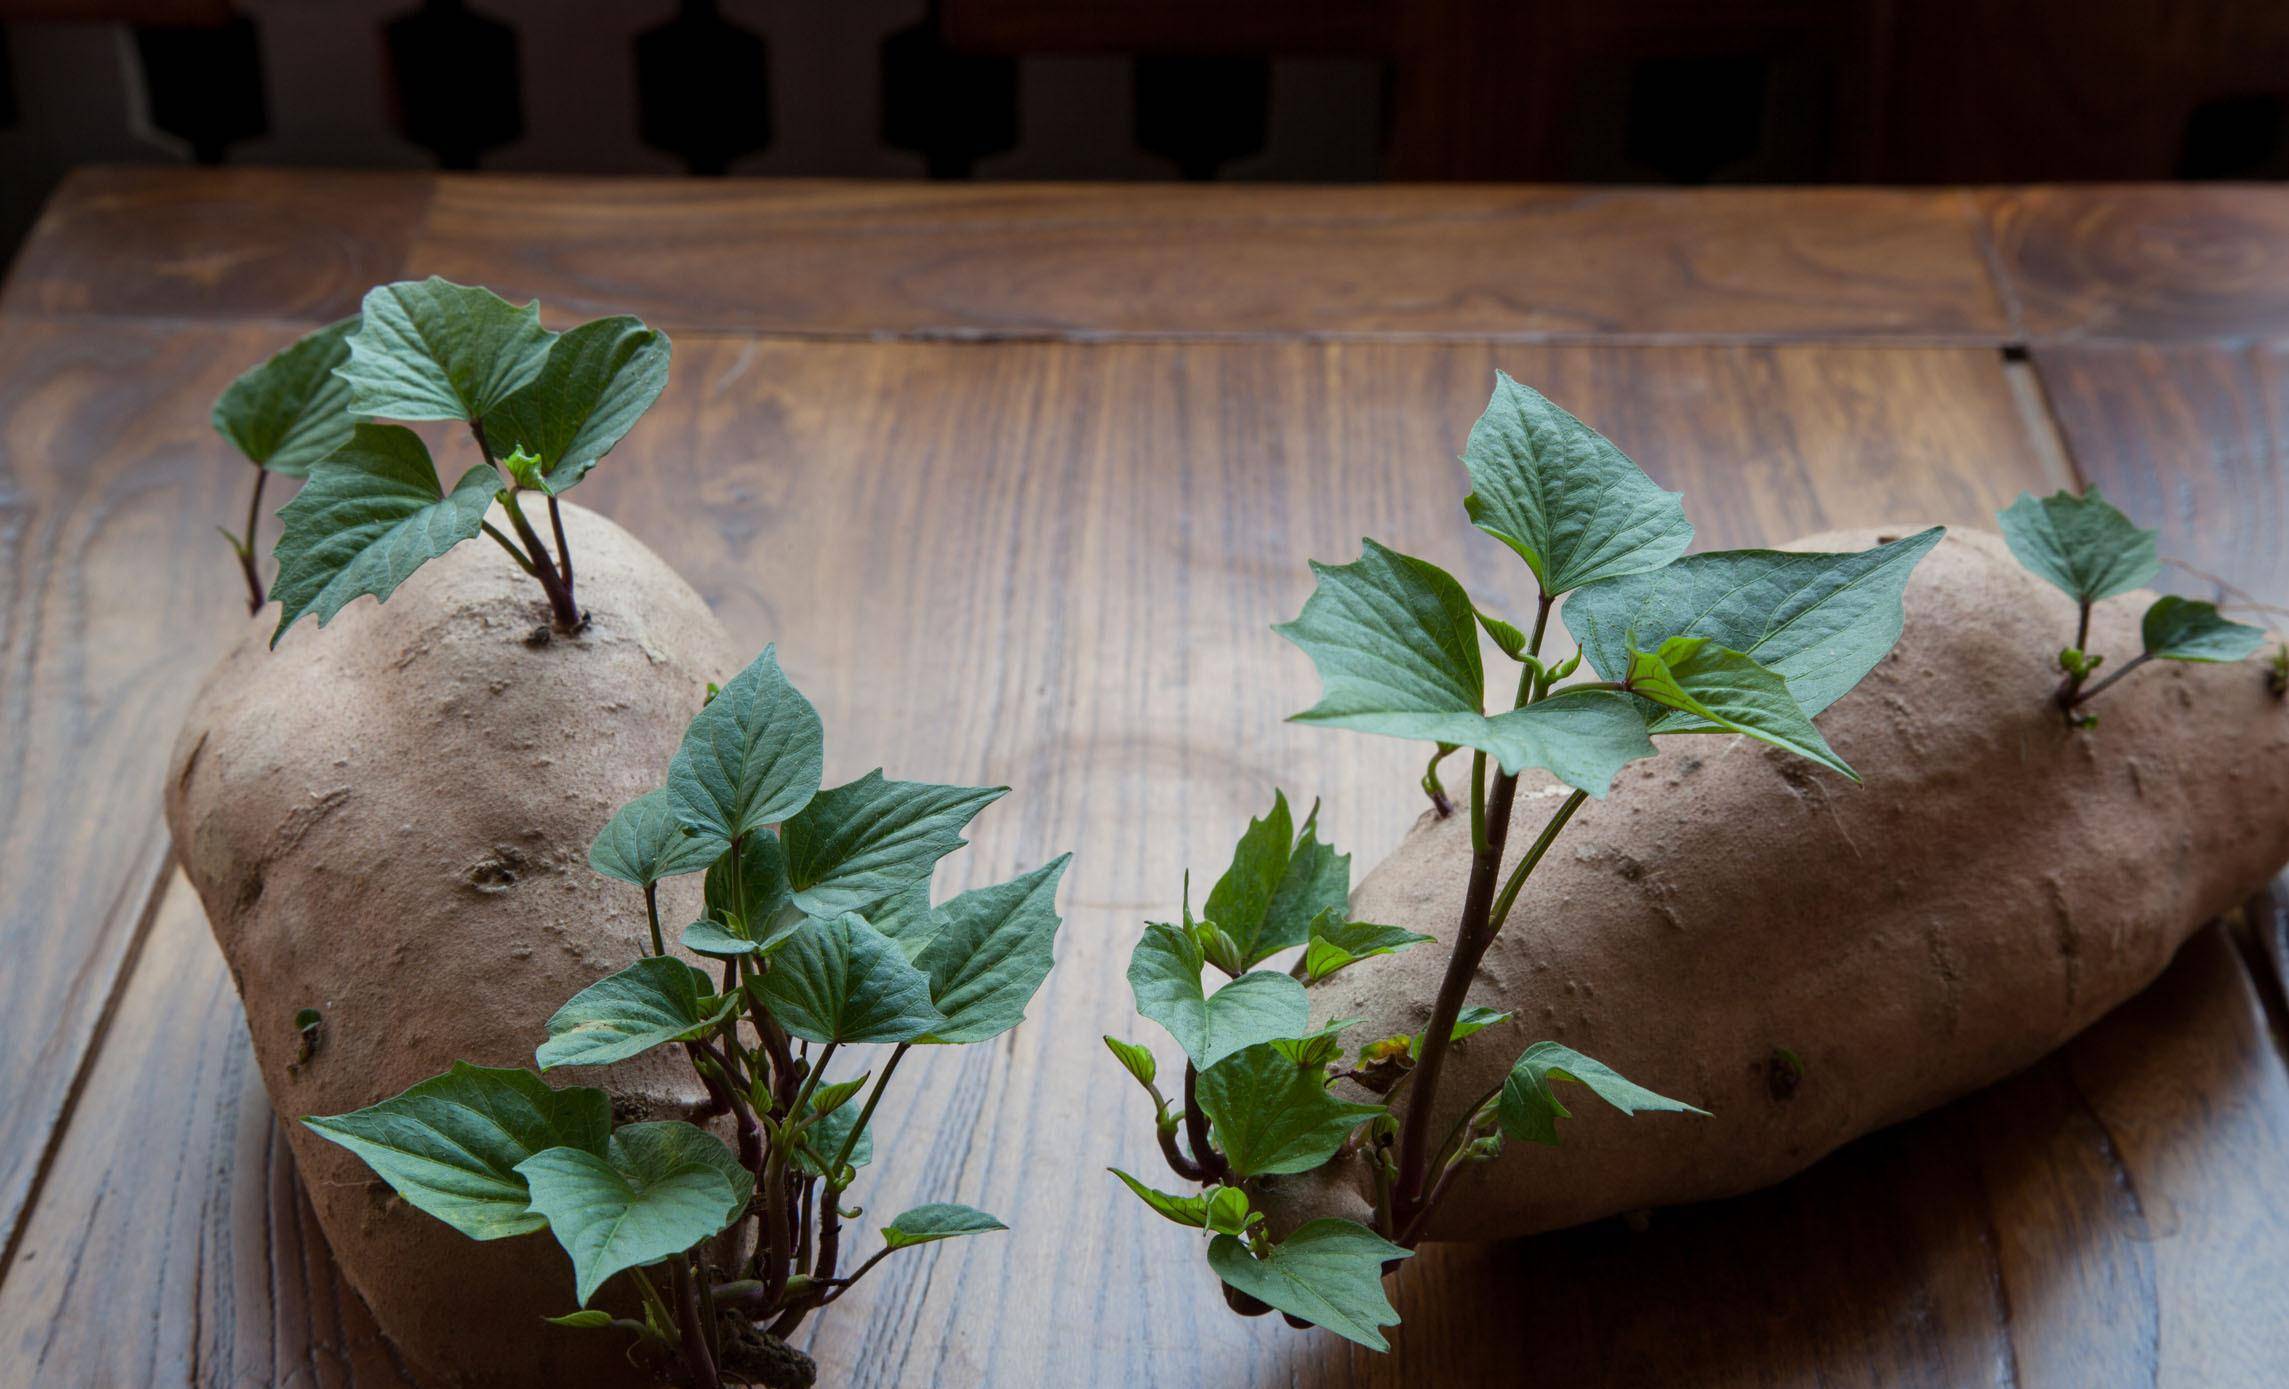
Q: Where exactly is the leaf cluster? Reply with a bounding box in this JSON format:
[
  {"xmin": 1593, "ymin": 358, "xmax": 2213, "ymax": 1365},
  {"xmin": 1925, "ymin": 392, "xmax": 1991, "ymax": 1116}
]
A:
[{"xmin": 306, "ymin": 645, "xmax": 1069, "ymax": 1380}]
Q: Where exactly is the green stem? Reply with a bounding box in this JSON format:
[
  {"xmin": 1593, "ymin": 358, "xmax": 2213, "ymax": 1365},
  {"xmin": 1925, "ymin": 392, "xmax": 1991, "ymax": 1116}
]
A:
[
  {"xmin": 2072, "ymin": 651, "xmax": 2152, "ymax": 707},
  {"xmin": 480, "ymin": 520, "xmax": 540, "ymax": 577},
  {"xmin": 827, "ymin": 1044, "xmax": 907, "ymax": 1181},
  {"xmin": 670, "ymin": 1259, "xmax": 721, "ymax": 1389},
  {"xmin": 1486, "ymin": 789, "xmax": 1589, "ymax": 935}
]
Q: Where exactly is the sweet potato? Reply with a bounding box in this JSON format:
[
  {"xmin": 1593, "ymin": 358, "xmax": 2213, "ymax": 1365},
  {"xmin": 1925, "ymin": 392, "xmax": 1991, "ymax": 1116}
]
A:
[
  {"xmin": 1267, "ymin": 526, "xmax": 2289, "ymax": 1239},
  {"xmin": 166, "ymin": 502, "xmax": 734, "ymax": 1387}
]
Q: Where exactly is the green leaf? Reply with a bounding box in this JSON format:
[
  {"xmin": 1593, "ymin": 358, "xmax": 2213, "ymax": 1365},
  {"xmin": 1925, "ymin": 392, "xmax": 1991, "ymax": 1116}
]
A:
[
  {"xmin": 664, "ymin": 645, "xmax": 826, "ymax": 846},
  {"xmin": 703, "ymin": 830, "xmax": 794, "ymax": 935},
  {"xmin": 1260, "ymin": 805, "xmax": 1349, "ymax": 964},
  {"xmin": 1207, "ymin": 1220, "xmax": 1411, "ymax": 1351},
  {"xmin": 340, "ymin": 276, "xmax": 556, "ymax": 422},
  {"xmin": 211, "ymin": 316, "xmax": 358, "ymax": 476},
  {"xmin": 1461, "ymin": 372, "xmax": 1693, "ymax": 595},
  {"xmin": 1565, "ymin": 528, "xmax": 1944, "ymax": 729},
  {"xmin": 1203, "ymin": 791, "xmax": 1294, "ymax": 964},
  {"xmin": 536, "ymin": 957, "xmax": 735, "ymax": 1070},
  {"xmin": 1110, "ymin": 1167, "xmax": 1210, "ymax": 1227},
  {"xmin": 1194, "ymin": 1042, "xmax": 1382, "ymax": 1178},
  {"xmin": 1302, "ymin": 914, "xmax": 1433, "ymax": 984},
  {"xmin": 782, "ymin": 771, "xmax": 1006, "ymax": 918},
  {"xmin": 880, "ymin": 1203, "xmax": 1006, "ymax": 1251},
  {"xmin": 913, "ymin": 856, "xmax": 1070, "ymax": 1044},
  {"xmin": 794, "ymin": 1089, "xmax": 872, "ymax": 1178},
  {"xmin": 679, "ymin": 916, "xmax": 805, "ymax": 961},
  {"xmin": 1475, "ymin": 608, "xmax": 1529, "ymax": 660},
  {"xmin": 1477, "ymin": 691, "xmax": 1657, "ymax": 797},
  {"xmin": 2142, "ymin": 594, "xmax": 2268, "ymax": 663},
  {"xmin": 1496, "ymin": 1040, "xmax": 1706, "ymax": 1147},
  {"xmin": 517, "ymin": 1121, "xmax": 750, "ymax": 1305},
  {"xmin": 748, "ymin": 912, "xmax": 945, "ymax": 1044},
  {"xmin": 1270, "ymin": 1019, "xmax": 1356, "ymax": 1068},
  {"xmin": 543, "ymin": 1310, "xmax": 615, "ymax": 1329},
  {"xmin": 1627, "ymin": 636, "xmax": 1856, "ymax": 780},
  {"xmin": 589, "ymin": 789, "xmax": 721, "ymax": 888},
  {"xmin": 1277, "ymin": 541, "xmax": 1658, "ymax": 792},
  {"xmin": 806, "ymin": 1074, "xmax": 870, "ymax": 1123},
  {"xmin": 865, "ymin": 880, "xmax": 946, "ymax": 961},
  {"xmin": 1204, "ymin": 1185, "xmax": 1258, "ymax": 1238},
  {"xmin": 1103, "ymin": 1036, "xmax": 1158, "ymax": 1090},
  {"xmin": 1405, "ymin": 1005, "xmax": 1511, "ymax": 1059},
  {"xmin": 482, "ymin": 315, "xmax": 671, "ymax": 493},
  {"xmin": 1128, "ymin": 924, "xmax": 1309, "ymax": 1070},
  {"xmin": 303, "ymin": 1062, "xmax": 608, "ymax": 1241},
  {"xmin": 268, "ymin": 423, "xmax": 498, "ymax": 645},
  {"xmin": 1998, "ymin": 489, "xmax": 2158, "ymax": 605}
]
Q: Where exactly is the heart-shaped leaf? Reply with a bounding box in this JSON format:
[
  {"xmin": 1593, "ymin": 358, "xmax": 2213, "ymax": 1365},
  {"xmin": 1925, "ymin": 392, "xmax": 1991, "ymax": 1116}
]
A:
[
  {"xmin": 1302, "ymin": 914, "xmax": 1433, "ymax": 984},
  {"xmin": 1460, "ymin": 372, "xmax": 1692, "ymax": 595},
  {"xmin": 1128, "ymin": 923, "xmax": 1309, "ymax": 1071},
  {"xmin": 589, "ymin": 789, "xmax": 721, "ymax": 888},
  {"xmin": 1477, "ymin": 690, "xmax": 1656, "ymax": 797},
  {"xmin": 339, "ymin": 276, "xmax": 557, "ymax": 422},
  {"xmin": 211, "ymin": 316, "xmax": 357, "ymax": 477},
  {"xmin": 1998, "ymin": 489, "xmax": 2157, "ymax": 604},
  {"xmin": 536, "ymin": 957, "xmax": 735, "ymax": 1070},
  {"xmin": 482, "ymin": 315, "xmax": 671, "ymax": 493},
  {"xmin": 748, "ymin": 912, "xmax": 945, "ymax": 1044},
  {"xmin": 1194, "ymin": 1042, "xmax": 1382, "ymax": 1178},
  {"xmin": 665, "ymin": 645, "xmax": 825, "ymax": 847},
  {"xmin": 913, "ymin": 855, "xmax": 1071, "ymax": 1044},
  {"xmin": 782, "ymin": 771, "xmax": 1006, "ymax": 918},
  {"xmin": 879, "ymin": 1202, "xmax": 1006, "ymax": 1251},
  {"xmin": 303, "ymin": 1062, "xmax": 609, "ymax": 1241},
  {"xmin": 1204, "ymin": 794, "xmax": 1352, "ymax": 968},
  {"xmin": 517, "ymin": 1121, "xmax": 750, "ymax": 1305},
  {"xmin": 1564, "ymin": 528, "xmax": 1944, "ymax": 727},
  {"xmin": 2142, "ymin": 594, "xmax": 2268, "ymax": 663},
  {"xmin": 1496, "ymin": 1040, "xmax": 1706, "ymax": 1147},
  {"xmin": 1207, "ymin": 1219, "xmax": 1411, "ymax": 1350},
  {"xmin": 268, "ymin": 423, "xmax": 498, "ymax": 645},
  {"xmin": 1626, "ymin": 636, "xmax": 1855, "ymax": 780}
]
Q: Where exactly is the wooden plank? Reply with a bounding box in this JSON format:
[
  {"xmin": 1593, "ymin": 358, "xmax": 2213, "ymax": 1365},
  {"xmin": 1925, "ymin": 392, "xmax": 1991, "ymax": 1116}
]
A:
[
  {"xmin": 0, "ymin": 318, "xmax": 299, "ymax": 1267},
  {"xmin": 1987, "ymin": 186, "xmax": 2289, "ymax": 343},
  {"xmin": 0, "ymin": 167, "xmax": 431, "ymax": 325},
  {"xmin": 36, "ymin": 334, "xmax": 2273, "ymax": 1387},
  {"xmin": 404, "ymin": 179, "xmax": 2011, "ymax": 342}
]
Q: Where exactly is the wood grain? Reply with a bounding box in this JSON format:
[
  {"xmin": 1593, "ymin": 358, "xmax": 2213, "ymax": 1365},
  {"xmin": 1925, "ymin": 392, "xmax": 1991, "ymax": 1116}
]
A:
[
  {"xmin": 0, "ymin": 167, "xmax": 429, "ymax": 325},
  {"xmin": 405, "ymin": 179, "xmax": 2011, "ymax": 342},
  {"xmin": 0, "ymin": 317, "xmax": 297, "ymax": 1264},
  {"xmin": 1987, "ymin": 186, "xmax": 2289, "ymax": 343}
]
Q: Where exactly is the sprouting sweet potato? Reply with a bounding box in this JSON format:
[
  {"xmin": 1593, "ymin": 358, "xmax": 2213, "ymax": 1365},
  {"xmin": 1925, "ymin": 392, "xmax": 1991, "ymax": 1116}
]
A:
[
  {"xmin": 1265, "ymin": 526, "xmax": 2289, "ymax": 1239},
  {"xmin": 166, "ymin": 503, "xmax": 734, "ymax": 1387}
]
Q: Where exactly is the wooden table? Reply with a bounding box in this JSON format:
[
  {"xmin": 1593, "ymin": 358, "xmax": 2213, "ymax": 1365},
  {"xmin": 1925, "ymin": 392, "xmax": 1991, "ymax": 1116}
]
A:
[{"xmin": 2, "ymin": 169, "xmax": 2286, "ymax": 1387}]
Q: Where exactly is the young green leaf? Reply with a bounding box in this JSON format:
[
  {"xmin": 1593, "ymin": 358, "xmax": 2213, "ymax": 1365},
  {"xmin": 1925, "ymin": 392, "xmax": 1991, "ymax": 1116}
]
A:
[
  {"xmin": 1202, "ymin": 791, "xmax": 1294, "ymax": 965},
  {"xmin": 1302, "ymin": 914, "xmax": 1433, "ymax": 984},
  {"xmin": 805, "ymin": 1073, "xmax": 871, "ymax": 1125},
  {"xmin": 1104, "ymin": 1036, "xmax": 1158, "ymax": 1090},
  {"xmin": 1110, "ymin": 1167, "xmax": 1211, "ymax": 1228},
  {"xmin": 1203, "ymin": 1185, "xmax": 1258, "ymax": 1238},
  {"xmin": 1277, "ymin": 541, "xmax": 1657, "ymax": 792},
  {"xmin": 679, "ymin": 915, "xmax": 806, "ymax": 961},
  {"xmin": 1206, "ymin": 1219, "xmax": 1412, "ymax": 1351},
  {"xmin": 516, "ymin": 1121, "xmax": 750, "ymax": 1305},
  {"xmin": 2142, "ymin": 594, "xmax": 2268, "ymax": 663},
  {"xmin": 1564, "ymin": 528, "xmax": 1944, "ymax": 725},
  {"xmin": 912, "ymin": 855, "xmax": 1071, "ymax": 1043},
  {"xmin": 589, "ymin": 789, "xmax": 721, "ymax": 888},
  {"xmin": 1998, "ymin": 489, "xmax": 2158, "ymax": 604},
  {"xmin": 794, "ymin": 1090, "xmax": 873, "ymax": 1178},
  {"xmin": 536, "ymin": 957, "xmax": 736, "ymax": 1070},
  {"xmin": 1128, "ymin": 923, "xmax": 1309, "ymax": 1070},
  {"xmin": 482, "ymin": 315, "xmax": 671, "ymax": 492},
  {"xmin": 703, "ymin": 829, "xmax": 795, "ymax": 934},
  {"xmin": 1405, "ymin": 1004, "xmax": 1511, "ymax": 1059},
  {"xmin": 1194, "ymin": 1042, "xmax": 1383, "ymax": 1177},
  {"xmin": 664, "ymin": 644, "xmax": 826, "ymax": 845},
  {"xmin": 1259, "ymin": 805, "xmax": 1349, "ymax": 964},
  {"xmin": 543, "ymin": 1310, "xmax": 616, "ymax": 1330},
  {"xmin": 268, "ymin": 423, "xmax": 499, "ymax": 645},
  {"xmin": 1270, "ymin": 1019, "xmax": 1357, "ymax": 1068},
  {"xmin": 748, "ymin": 911, "xmax": 945, "ymax": 1044},
  {"xmin": 1627, "ymin": 636, "xmax": 1856, "ymax": 780},
  {"xmin": 879, "ymin": 1203, "xmax": 1006, "ymax": 1250},
  {"xmin": 1475, "ymin": 607, "xmax": 1530, "ymax": 660},
  {"xmin": 1496, "ymin": 1040, "xmax": 1707, "ymax": 1147},
  {"xmin": 303, "ymin": 1062, "xmax": 609, "ymax": 1241},
  {"xmin": 781, "ymin": 771, "xmax": 1007, "ymax": 918},
  {"xmin": 339, "ymin": 276, "xmax": 556, "ymax": 422},
  {"xmin": 211, "ymin": 315, "xmax": 358, "ymax": 477},
  {"xmin": 1460, "ymin": 371, "xmax": 1693, "ymax": 595}
]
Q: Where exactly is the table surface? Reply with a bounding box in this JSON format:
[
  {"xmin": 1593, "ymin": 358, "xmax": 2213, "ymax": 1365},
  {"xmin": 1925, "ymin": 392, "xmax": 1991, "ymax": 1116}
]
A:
[{"xmin": 2, "ymin": 167, "xmax": 2287, "ymax": 1388}]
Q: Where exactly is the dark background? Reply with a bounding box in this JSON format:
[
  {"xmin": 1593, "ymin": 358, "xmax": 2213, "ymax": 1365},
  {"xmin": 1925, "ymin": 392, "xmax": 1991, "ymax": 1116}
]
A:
[{"xmin": 4, "ymin": 0, "xmax": 2288, "ymax": 266}]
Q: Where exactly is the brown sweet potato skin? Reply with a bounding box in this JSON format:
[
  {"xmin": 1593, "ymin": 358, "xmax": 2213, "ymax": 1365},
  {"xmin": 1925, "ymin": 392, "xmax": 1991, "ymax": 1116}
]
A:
[
  {"xmin": 165, "ymin": 503, "xmax": 736, "ymax": 1387},
  {"xmin": 1269, "ymin": 527, "xmax": 2289, "ymax": 1240}
]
